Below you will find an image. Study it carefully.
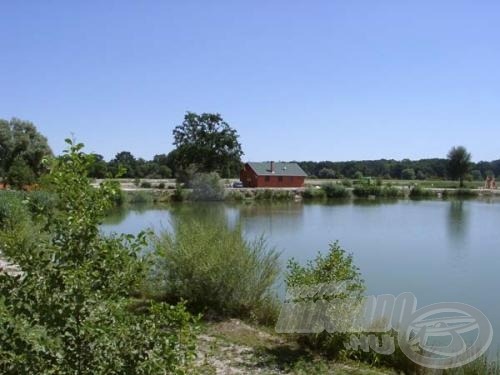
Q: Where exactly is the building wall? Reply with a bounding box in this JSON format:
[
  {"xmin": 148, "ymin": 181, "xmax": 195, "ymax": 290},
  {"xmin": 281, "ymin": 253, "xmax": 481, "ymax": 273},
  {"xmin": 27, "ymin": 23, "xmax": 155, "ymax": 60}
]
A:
[
  {"xmin": 240, "ymin": 164, "xmax": 259, "ymax": 187},
  {"xmin": 255, "ymin": 175, "xmax": 305, "ymax": 188},
  {"xmin": 240, "ymin": 165, "xmax": 305, "ymax": 188}
]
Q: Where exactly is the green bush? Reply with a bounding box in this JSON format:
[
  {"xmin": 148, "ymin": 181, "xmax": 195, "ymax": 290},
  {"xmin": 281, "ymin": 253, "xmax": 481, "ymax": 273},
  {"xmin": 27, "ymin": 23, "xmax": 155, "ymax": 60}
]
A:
[
  {"xmin": 272, "ymin": 190, "xmax": 294, "ymax": 200},
  {"xmin": 109, "ymin": 184, "xmax": 125, "ymax": 206},
  {"xmin": 341, "ymin": 179, "xmax": 353, "ymax": 187},
  {"xmin": 380, "ymin": 185, "xmax": 402, "ymax": 198},
  {"xmin": 352, "ymin": 185, "xmax": 382, "ymax": 198},
  {"xmin": 409, "ymin": 185, "xmax": 435, "ymax": 199},
  {"xmin": 0, "ymin": 140, "xmax": 198, "ymax": 374},
  {"xmin": 321, "ymin": 183, "xmax": 350, "ymax": 198},
  {"xmin": 158, "ymin": 182, "xmax": 165, "ymax": 189},
  {"xmin": 353, "ymin": 171, "xmax": 364, "ymax": 180},
  {"xmin": 285, "ymin": 242, "xmax": 365, "ymax": 357},
  {"xmin": 254, "ymin": 189, "xmax": 274, "ymax": 200},
  {"xmin": 0, "ymin": 191, "xmax": 46, "ymax": 264},
  {"xmin": 171, "ymin": 184, "xmax": 186, "ymax": 202},
  {"xmin": 6, "ymin": 157, "xmax": 36, "ymax": 190},
  {"xmin": 26, "ymin": 190, "xmax": 59, "ymax": 216},
  {"xmin": 225, "ymin": 189, "xmax": 245, "ymax": 201},
  {"xmin": 0, "ymin": 191, "xmax": 29, "ymax": 231},
  {"xmin": 401, "ymin": 168, "xmax": 416, "ymax": 180},
  {"xmin": 190, "ymin": 172, "xmax": 225, "ymax": 201},
  {"xmin": 140, "ymin": 181, "xmax": 152, "ymax": 188},
  {"xmin": 302, "ymin": 187, "xmax": 326, "ymax": 199},
  {"xmin": 153, "ymin": 218, "xmax": 281, "ymax": 322}
]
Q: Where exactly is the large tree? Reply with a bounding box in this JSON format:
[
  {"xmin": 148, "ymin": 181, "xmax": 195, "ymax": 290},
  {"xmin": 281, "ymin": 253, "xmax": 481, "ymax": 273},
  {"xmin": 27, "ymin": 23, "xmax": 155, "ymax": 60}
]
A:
[
  {"xmin": 0, "ymin": 118, "xmax": 52, "ymax": 187},
  {"xmin": 108, "ymin": 151, "xmax": 137, "ymax": 178},
  {"xmin": 447, "ymin": 146, "xmax": 471, "ymax": 187},
  {"xmin": 172, "ymin": 112, "xmax": 243, "ymax": 179}
]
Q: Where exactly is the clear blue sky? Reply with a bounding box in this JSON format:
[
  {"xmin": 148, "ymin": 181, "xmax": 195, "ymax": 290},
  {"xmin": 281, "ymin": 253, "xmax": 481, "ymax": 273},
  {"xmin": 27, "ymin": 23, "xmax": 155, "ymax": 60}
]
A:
[{"xmin": 1, "ymin": 1, "xmax": 499, "ymax": 162}]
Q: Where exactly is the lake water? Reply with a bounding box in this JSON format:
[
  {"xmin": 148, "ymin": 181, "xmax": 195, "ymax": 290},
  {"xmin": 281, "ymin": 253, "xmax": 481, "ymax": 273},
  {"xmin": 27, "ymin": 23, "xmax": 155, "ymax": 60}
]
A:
[{"xmin": 102, "ymin": 198, "xmax": 500, "ymax": 352}]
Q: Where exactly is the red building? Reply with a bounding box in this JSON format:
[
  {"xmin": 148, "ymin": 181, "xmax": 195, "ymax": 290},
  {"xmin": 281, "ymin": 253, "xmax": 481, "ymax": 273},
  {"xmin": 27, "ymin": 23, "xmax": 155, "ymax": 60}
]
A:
[{"xmin": 240, "ymin": 162, "xmax": 307, "ymax": 188}]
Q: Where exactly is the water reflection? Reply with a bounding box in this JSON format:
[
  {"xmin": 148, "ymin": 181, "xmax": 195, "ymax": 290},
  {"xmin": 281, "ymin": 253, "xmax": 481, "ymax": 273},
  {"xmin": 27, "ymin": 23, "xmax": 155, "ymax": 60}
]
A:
[
  {"xmin": 447, "ymin": 200, "xmax": 468, "ymax": 242},
  {"xmin": 104, "ymin": 203, "xmax": 161, "ymax": 225},
  {"xmin": 237, "ymin": 202, "xmax": 305, "ymax": 236},
  {"xmin": 447, "ymin": 200, "xmax": 469, "ymax": 263}
]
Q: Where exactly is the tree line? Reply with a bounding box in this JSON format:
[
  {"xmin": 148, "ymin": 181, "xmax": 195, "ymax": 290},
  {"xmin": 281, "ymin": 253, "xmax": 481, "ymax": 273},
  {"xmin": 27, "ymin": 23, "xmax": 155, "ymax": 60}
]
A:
[
  {"xmin": 1, "ymin": 114, "xmax": 498, "ymax": 189},
  {"xmin": 297, "ymin": 157, "xmax": 499, "ymax": 181}
]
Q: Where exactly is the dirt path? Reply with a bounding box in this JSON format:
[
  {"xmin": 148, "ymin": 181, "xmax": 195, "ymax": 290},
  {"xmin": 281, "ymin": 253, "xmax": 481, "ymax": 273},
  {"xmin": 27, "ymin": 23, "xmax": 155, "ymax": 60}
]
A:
[{"xmin": 195, "ymin": 319, "xmax": 393, "ymax": 375}]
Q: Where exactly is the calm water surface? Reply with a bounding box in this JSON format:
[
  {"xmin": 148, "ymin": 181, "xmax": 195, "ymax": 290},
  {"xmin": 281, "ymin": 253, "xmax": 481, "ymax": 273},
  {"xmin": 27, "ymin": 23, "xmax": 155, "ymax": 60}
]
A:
[{"xmin": 102, "ymin": 199, "xmax": 500, "ymax": 350}]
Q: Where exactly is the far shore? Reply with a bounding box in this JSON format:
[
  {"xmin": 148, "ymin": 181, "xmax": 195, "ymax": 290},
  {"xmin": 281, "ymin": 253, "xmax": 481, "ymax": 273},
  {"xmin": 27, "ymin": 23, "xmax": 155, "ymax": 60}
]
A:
[{"xmin": 87, "ymin": 178, "xmax": 500, "ymax": 202}]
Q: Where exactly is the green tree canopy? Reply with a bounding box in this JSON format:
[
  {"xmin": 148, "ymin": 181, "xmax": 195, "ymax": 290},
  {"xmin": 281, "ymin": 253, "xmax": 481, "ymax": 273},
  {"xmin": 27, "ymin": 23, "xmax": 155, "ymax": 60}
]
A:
[
  {"xmin": 172, "ymin": 112, "xmax": 243, "ymax": 179},
  {"xmin": 401, "ymin": 168, "xmax": 416, "ymax": 180},
  {"xmin": 0, "ymin": 118, "xmax": 52, "ymax": 187},
  {"xmin": 108, "ymin": 151, "xmax": 137, "ymax": 178},
  {"xmin": 447, "ymin": 146, "xmax": 471, "ymax": 187}
]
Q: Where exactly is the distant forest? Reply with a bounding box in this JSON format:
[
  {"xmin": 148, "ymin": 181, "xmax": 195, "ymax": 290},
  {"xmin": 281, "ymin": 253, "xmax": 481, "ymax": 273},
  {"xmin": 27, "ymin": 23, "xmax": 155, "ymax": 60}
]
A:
[
  {"xmin": 85, "ymin": 153, "xmax": 499, "ymax": 181},
  {"xmin": 296, "ymin": 159, "xmax": 500, "ymax": 180}
]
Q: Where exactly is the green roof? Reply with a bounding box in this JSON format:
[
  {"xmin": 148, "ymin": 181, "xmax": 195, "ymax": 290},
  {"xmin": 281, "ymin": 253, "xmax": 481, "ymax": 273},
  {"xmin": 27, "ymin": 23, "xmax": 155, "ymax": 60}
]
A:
[{"xmin": 246, "ymin": 162, "xmax": 308, "ymax": 177}]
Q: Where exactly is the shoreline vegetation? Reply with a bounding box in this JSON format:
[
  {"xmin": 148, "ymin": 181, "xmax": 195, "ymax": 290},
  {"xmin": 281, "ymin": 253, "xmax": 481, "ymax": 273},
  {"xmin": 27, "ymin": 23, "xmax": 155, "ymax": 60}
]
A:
[{"xmin": 83, "ymin": 177, "xmax": 500, "ymax": 206}]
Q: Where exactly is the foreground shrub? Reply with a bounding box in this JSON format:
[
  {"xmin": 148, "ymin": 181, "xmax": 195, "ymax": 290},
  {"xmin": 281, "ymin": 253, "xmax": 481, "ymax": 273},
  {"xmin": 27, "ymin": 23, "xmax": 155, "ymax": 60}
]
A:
[
  {"xmin": 284, "ymin": 242, "xmax": 365, "ymax": 357},
  {"xmin": 321, "ymin": 183, "xmax": 350, "ymax": 198},
  {"xmin": 0, "ymin": 140, "xmax": 198, "ymax": 374},
  {"xmin": 190, "ymin": 172, "xmax": 225, "ymax": 201},
  {"xmin": 0, "ymin": 191, "xmax": 28, "ymax": 229},
  {"xmin": 0, "ymin": 191, "xmax": 40, "ymax": 259},
  {"xmin": 153, "ymin": 218, "xmax": 281, "ymax": 322}
]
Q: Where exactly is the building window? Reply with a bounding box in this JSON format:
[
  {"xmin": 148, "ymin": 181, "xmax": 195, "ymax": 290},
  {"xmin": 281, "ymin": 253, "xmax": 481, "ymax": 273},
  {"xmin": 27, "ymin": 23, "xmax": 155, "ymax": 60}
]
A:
[
  {"xmin": 278, "ymin": 176, "xmax": 283, "ymax": 182},
  {"xmin": 265, "ymin": 176, "xmax": 270, "ymax": 182}
]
